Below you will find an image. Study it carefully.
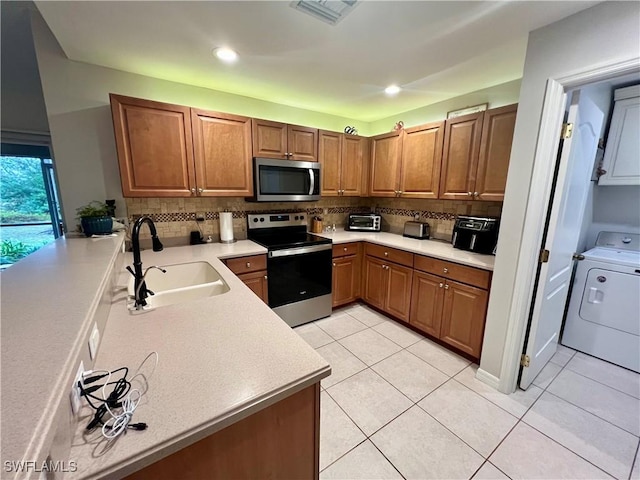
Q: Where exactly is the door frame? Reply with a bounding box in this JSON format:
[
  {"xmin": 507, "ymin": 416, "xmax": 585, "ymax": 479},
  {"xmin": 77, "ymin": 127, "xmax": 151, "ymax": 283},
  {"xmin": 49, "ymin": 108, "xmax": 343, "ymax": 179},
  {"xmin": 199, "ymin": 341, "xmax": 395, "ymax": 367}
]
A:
[{"xmin": 496, "ymin": 57, "xmax": 640, "ymax": 393}]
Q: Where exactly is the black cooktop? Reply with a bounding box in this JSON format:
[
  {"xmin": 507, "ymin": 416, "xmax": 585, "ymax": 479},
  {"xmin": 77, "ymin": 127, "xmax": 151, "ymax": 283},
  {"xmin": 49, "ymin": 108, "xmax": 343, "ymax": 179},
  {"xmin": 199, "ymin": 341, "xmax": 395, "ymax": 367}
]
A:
[{"xmin": 249, "ymin": 231, "xmax": 331, "ymax": 250}]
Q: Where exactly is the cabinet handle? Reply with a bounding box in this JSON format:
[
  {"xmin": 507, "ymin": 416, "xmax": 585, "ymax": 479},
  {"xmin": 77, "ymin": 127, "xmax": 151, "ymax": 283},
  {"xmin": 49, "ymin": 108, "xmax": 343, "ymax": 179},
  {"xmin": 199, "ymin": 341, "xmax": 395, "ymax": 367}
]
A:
[
  {"xmin": 198, "ymin": 188, "xmax": 204, "ymax": 194},
  {"xmin": 384, "ymin": 252, "xmax": 388, "ymax": 257},
  {"xmin": 399, "ymin": 191, "xmax": 403, "ymax": 195},
  {"xmin": 264, "ymin": 275, "xmax": 268, "ymax": 279},
  {"xmin": 439, "ymin": 283, "xmax": 444, "ymax": 288},
  {"xmin": 246, "ymin": 262, "xmax": 251, "ymax": 268},
  {"xmin": 191, "ymin": 188, "xmax": 196, "ymax": 194},
  {"xmin": 333, "ymin": 262, "xmax": 336, "ymax": 267},
  {"xmin": 444, "ymin": 284, "xmax": 450, "ymax": 290},
  {"xmin": 443, "ymin": 267, "xmax": 448, "ymax": 273},
  {"xmin": 343, "ymin": 247, "xmax": 347, "ymax": 251},
  {"xmin": 473, "ymin": 192, "xmax": 478, "ymax": 197},
  {"xmin": 467, "ymin": 192, "xmax": 473, "ymax": 196}
]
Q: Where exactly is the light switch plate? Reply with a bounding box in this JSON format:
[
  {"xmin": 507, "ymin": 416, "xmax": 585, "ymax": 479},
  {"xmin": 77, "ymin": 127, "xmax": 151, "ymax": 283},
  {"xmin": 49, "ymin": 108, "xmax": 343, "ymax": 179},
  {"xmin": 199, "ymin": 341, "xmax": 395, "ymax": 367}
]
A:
[{"xmin": 69, "ymin": 361, "xmax": 84, "ymax": 415}]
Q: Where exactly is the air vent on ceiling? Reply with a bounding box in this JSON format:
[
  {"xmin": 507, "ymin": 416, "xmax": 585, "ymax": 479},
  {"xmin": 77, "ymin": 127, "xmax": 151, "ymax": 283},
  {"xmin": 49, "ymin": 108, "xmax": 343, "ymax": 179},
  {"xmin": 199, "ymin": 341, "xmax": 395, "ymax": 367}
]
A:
[{"xmin": 290, "ymin": 0, "xmax": 359, "ymax": 25}]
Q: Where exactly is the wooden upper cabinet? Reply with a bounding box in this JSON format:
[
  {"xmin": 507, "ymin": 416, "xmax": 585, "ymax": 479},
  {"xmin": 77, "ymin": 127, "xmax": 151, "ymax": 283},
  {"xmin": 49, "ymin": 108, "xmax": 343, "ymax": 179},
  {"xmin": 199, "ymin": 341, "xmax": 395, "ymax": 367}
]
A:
[
  {"xmin": 319, "ymin": 130, "xmax": 342, "ymax": 196},
  {"xmin": 191, "ymin": 109, "xmax": 253, "ymax": 196},
  {"xmin": 251, "ymin": 119, "xmax": 317, "ymax": 161},
  {"xmin": 318, "ymin": 131, "xmax": 365, "ymax": 197},
  {"xmin": 341, "ymin": 134, "xmax": 365, "ymax": 196},
  {"xmin": 439, "ymin": 112, "xmax": 484, "ymax": 200},
  {"xmin": 110, "ymin": 94, "xmax": 196, "ymax": 197},
  {"xmin": 399, "ymin": 121, "xmax": 444, "ymax": 199},
  {"xmin": 288, "ymin": 124, "xmax": 318, "ymax": 161},
  {"xmin": 475, "ymin": 104, "xmax": 517, "ymax": 201},
  {"xmin": 252, "ymin": 119, "xmax": 288, "ymax": 159},
  {"xmin": 369, "ymin": 131, "xmax": 402, "ymax": 197}
]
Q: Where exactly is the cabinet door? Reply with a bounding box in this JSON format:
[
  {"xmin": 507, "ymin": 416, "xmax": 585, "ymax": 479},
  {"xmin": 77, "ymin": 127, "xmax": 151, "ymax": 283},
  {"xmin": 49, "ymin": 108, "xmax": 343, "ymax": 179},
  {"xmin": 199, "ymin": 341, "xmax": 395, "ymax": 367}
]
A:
[
  {"xmin": 191, "ymin": 109, "xmax": 253, "ymax": 196},
  {"xmin": 238, "ymin": 270, "xmax": 269, "ymax": 304},
  {"xmin": 385, "ymin": 263, "xmax": 413, "ymax": 322},
  {"xmin": 110, "ymin": 94, "xmax": 196, "ymax": 197},
  {"xmin": 369, "ymin": 131, "xmax": 402, "ymax": 197},
  {"xmin": 439, "ymin": 112, "xmax": 483, "ymax": 200},
  {"xmin": 341, "ymin": 135, "xmax": 365, "ymax": 196},
  {"xmin": 399, "ymin": 122, "xmax": 444, "ymax": 198},
  {"xmin": 318, "ymin": 130, "xmax": 342, "ymax": 196},
  {"xmin": 475, "ymin": 104, "xmax": 517, "ymax": 201},
  {"xmin": 252, "ymin": 119, "xmax": 288, "ymax": 159},
  {"xmin": 288, "ymin": 125, "xmax": 318, "ymax": 162},
  {"xmin": 409, "ymin": 271, "xmax": 444, "ymax": 337},
  {"xmin": 363, "ymin": 256, "xmax": 386, "ymax": 309},
  {"xmin": 440, "ymin": 280, "xmax": 488, "ymax": 358},
  {"xmin": 599, "ymin": 95, "xmax": 640, "ymax": 185},
  {"xmin": 332, "ymin": 255, "xmax": 358, "ymax": 307}
]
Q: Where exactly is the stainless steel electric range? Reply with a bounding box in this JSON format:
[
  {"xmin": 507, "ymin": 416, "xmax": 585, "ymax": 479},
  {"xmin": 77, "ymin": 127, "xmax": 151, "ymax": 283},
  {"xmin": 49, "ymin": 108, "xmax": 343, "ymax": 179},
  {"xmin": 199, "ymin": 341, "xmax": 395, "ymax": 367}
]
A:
[{"xmin": 247, "ymin": 212, "xmax": 332, "ymax": 327}]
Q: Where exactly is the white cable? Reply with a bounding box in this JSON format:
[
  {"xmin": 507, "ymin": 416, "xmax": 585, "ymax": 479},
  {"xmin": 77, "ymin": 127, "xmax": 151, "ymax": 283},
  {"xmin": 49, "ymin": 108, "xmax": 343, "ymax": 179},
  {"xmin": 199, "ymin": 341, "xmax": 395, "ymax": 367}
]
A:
[{"xmin": 100, "ymin": 351, "xmax": 158, "ymax": 440}]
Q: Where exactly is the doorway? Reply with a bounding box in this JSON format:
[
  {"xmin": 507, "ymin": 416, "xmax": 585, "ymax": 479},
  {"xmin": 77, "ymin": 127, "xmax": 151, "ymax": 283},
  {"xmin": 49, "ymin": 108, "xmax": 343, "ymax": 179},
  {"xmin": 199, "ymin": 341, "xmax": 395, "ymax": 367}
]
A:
[
  {"xmin": 0, "ymin": 142, "xmax": 62, "ymax": 267},
  {"xmin": 495, "ymin": 59, "xmax": 640, "ymax": 394}
]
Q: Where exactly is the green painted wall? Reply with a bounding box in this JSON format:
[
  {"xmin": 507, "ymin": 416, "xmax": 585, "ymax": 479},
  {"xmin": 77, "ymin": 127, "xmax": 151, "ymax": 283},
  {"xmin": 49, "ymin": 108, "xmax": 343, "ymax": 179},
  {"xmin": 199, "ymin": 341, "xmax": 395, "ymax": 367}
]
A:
[{"xmin": 368, "ymin": 79, "xmax": 522, "ymax": 136}]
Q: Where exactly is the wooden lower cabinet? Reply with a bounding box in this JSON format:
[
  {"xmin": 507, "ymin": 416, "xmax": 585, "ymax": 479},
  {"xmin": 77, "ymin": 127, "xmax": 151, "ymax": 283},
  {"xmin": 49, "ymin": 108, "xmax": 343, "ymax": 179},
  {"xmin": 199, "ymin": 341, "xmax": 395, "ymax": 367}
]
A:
[
  {"xmin": 409, "ymin": 271, "xmax": 444, "ymax": 337},
  {"xmin": 332, "ymin": 256, "xmax": 358, "ymax": 307},
  {"xmin": 238, "ymin": 270, "xmax": 268, "ymax": 304},
  {"xmin": 363, "ymin": 256, "xmax": 412, "ymax": 322},
  {"xmin": 440, "ymin": 280, "xmax": 488, "ymax": 357},
  {"xmin": 126, "ymin": 384, "xmax": 320, "ymax": 480},
  {"xmin": 409, "ymin": 272, "xmax": 488, "ymax": 358}
]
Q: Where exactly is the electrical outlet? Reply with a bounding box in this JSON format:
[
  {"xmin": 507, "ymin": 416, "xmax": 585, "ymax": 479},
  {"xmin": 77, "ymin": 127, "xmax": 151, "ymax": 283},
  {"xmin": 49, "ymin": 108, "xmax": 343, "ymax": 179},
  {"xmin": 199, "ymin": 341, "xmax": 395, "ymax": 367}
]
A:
[
  {"xmin": 88, "ymin": 323, "xmax": 100, "ymax": 360},
  {"xmin": 69, "ymin": 361, "xmax": 85, "ymax": 415}
]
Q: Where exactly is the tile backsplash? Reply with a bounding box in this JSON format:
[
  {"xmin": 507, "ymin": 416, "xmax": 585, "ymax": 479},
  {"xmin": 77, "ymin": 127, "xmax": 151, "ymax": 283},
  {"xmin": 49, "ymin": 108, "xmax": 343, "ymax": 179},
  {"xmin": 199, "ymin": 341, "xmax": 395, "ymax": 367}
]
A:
[{"xmin": 125, "ymin": 196, "xmax": 502, "ymax": 245}]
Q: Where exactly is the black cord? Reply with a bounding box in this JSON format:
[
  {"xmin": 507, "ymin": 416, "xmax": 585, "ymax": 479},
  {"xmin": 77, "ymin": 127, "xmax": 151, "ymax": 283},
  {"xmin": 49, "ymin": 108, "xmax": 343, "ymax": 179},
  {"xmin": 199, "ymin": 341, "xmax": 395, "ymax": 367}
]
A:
[{"xmin": 79, "ymin": 368, "xmax": 135, "ymax": 431}]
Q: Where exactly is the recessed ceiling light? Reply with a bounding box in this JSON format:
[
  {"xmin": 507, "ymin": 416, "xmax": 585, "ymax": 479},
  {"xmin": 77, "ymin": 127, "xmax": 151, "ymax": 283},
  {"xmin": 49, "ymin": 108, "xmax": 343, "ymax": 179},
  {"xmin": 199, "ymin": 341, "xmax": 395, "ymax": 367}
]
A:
[
  {"xmin": 213, "ymin": 47, "xmax": 238, "ymax": 63},
  {"xmin": 385, "ymin": 85, "xmax": 401, "ymax": 95}
]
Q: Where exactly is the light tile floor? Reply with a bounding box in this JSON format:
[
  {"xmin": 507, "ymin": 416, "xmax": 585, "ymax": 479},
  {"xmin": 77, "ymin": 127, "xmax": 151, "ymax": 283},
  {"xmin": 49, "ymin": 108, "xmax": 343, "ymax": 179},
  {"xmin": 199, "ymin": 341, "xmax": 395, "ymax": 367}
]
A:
[{"xmin": 294, "ymin": 303, "xmax": 640, "ymax": 480}]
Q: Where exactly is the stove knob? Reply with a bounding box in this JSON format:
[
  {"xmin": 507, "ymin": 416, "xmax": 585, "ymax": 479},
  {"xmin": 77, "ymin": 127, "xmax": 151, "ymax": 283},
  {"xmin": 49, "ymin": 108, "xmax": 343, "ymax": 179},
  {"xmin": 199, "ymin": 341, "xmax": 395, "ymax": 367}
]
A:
[
  {"xmin": 294, "ymin": 216, "xmax": 299, "ymax": 220},
  {"xmin": 300, "ymin": 215, "xmax": 305, "ymax": 221},
  {"xmin": 260, "ymin": 217, "xmax": 265, "ymax": 222},
  {"xmin": 253, "ymin": 218, "xmax": 258, "ymax": 223}
]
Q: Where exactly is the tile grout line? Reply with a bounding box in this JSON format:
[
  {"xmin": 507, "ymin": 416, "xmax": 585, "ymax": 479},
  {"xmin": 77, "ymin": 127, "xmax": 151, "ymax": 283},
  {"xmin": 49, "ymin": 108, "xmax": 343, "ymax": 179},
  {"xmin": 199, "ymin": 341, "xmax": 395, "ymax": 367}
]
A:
[
  {"xmin": 628, "ymin": 440, "xmax": 640, "ymax": 480},
  {"xmin": 515, "ymin": 352, "xmax": 632, "ymax": 479},
  {"xmin": 562, "ymin": 361, "xmax": 640, "ymax": 401}
]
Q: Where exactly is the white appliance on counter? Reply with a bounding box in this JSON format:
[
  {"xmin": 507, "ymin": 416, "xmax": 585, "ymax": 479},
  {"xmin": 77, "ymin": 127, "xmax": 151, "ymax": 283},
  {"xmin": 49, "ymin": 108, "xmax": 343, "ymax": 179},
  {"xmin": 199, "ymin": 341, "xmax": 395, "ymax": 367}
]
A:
[{"xmin": 562, "ymin": 231, "xmax": 640, "ymax": 372}]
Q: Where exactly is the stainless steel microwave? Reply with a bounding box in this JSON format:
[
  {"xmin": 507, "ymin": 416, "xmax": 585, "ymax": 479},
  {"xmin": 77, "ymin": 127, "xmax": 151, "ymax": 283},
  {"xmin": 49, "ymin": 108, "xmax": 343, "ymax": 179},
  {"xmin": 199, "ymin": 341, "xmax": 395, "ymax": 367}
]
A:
[
  {"xmin": 250, "ymin": 158, "xmax": 321, "ymax": 202},
  {"xmin": 347, "ymin": 213, "xmax": 381, "ymax": 232}
]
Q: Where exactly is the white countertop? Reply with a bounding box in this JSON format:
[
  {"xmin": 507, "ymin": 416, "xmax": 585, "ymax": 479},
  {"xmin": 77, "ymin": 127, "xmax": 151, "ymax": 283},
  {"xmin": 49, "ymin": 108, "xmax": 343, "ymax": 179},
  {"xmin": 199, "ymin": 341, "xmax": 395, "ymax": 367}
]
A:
[
  {"xmin": 319, "ymin": 230, "xmax": 495, "ymax": 271},
  {"xmin": 1, "ymin": 234, "xmax": 125, "ymax": 476},
  {"xmin": 2, "ymin": 230, "xmax": 492, "ymax": 479},
  {"xmin": 68, "ymin": 241, "xmax": 330, "ymax": 479}
]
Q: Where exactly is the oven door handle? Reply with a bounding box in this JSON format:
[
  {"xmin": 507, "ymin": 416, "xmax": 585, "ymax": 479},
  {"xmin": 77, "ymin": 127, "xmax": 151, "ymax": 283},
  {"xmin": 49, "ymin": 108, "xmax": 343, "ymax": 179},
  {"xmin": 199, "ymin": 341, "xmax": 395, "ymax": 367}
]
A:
[
  {"xmin": 308, "ymin": 169, "xmax": 315, "ymax": 195},
  {"xmin": 269, "ymin": 243, "xmax": 331, "ymax": 258}
]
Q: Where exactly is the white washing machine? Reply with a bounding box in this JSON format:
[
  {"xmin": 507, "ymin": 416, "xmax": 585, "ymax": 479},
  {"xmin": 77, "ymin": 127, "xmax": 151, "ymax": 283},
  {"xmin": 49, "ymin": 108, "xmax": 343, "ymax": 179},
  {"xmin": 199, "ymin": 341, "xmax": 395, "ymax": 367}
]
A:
[{"xmin": 562, "ymin": 231, "xmax": 640, "ymax": 373}]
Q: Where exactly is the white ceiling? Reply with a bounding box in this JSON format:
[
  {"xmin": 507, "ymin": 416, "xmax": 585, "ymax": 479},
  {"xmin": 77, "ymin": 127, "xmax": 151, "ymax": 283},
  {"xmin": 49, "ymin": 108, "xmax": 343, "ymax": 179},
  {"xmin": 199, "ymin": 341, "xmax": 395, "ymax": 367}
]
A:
[{"xmin": 35, "ymin": 1, "xmax": 598, "ymax": 122}]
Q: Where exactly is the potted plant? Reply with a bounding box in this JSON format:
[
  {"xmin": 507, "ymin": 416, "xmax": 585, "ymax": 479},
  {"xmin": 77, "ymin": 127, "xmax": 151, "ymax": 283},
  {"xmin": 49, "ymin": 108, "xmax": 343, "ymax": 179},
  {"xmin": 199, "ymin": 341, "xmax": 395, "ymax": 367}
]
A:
[{"xmin": 76, "ymin": 201, "xmax": 113, "ymax": 237}]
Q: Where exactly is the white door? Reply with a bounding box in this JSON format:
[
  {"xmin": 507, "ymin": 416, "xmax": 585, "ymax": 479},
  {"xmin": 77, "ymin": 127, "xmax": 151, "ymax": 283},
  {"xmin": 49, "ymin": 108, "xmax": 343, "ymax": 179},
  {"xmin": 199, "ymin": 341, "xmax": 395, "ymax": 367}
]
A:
[{"xmin": 519, "ymin": 90, "xmax": 604, "ymax": 389}]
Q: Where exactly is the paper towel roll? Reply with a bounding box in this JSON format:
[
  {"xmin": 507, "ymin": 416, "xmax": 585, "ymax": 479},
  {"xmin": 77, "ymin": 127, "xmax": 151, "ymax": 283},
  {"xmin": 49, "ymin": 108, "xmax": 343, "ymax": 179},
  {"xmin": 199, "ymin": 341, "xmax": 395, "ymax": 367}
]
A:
[{"xmin": 219, "ymin": 212, "xmax": 234, "ymax": 243}]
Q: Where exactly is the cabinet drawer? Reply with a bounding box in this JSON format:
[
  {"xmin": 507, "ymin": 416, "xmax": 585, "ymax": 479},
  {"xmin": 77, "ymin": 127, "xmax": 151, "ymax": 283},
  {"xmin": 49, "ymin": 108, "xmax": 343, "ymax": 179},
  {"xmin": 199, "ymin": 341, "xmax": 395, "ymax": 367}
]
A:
[
  {"xmin": 365, "ymin": 243, "xmax": 414, "ymax": 268},
  {"xmin": 225, "ymin": 254, "xmax": 267, "ymax": 274},
  {"xmin": 333, "ymin": 242, "xmax": 359, "ymax": 258},
  {"xmin": 414, "ymin": 255, "xmax": 490, "ymax": 289}
]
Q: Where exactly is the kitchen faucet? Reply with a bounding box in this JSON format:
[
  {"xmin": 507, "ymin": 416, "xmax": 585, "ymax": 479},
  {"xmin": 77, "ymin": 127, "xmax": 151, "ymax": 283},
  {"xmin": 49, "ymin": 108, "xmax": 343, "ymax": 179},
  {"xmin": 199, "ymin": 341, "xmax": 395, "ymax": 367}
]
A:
[{"xmin": 130, "ymin": 216, "xmax": 164, "ymax": 309}]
